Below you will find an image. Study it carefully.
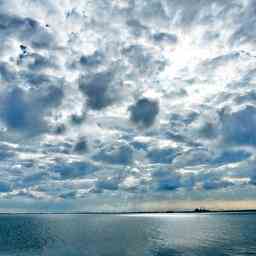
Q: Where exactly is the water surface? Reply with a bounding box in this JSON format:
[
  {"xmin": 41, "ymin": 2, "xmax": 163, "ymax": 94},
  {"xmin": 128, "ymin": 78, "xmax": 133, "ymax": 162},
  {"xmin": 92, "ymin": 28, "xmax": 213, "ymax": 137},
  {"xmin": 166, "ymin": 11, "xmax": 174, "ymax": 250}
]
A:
[{"xmin": 0, "ymin": 212, "xmax": 255, "ymax": 255}]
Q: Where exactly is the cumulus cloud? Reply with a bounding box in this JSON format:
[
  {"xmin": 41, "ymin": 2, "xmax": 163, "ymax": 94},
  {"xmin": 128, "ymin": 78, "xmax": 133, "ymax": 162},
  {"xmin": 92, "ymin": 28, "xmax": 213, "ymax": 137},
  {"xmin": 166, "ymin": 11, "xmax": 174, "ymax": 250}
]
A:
[
  {"xmin": 52, "ymin": 161, "xmax": 97, "ymax": 179},
  {"xmin": 0, "ymin": 181, "xmax": 11, "ymax": 193},
  {"xmin": 0, "ymin": 13, "xmax": 55, "ymax": 49},
  {"xmin": 0, "ymin": 0, "xmax": 256, "ymax": 211},
  {"xmin": 0, "ymin": 84, "xmax": 63, "ymax": 136},
  {"xmin": 79, "ymin": 71, "xmax": 116, "ymax": 110},
  {"xmin": 221, "ymin": 105, "xmax": 256, "ymax": 145},
  {"xmin": 93, "ymin": 142, "xmax": 133, "ymax": 165},
  {"xmin": 129, "ymin": 98, "xmax": 159, "ymax": 127},
  {"xmin": 153, "ymin": 170, "xmax": 182, "ymax": 192},
  {"xmin": 0, "ymin": 62, "xmax": 16, "ymax": 82},
  {"xmin": 73, "ymin": 137, "xmax": 87, "ymax": 154},
  {"xmin": 152, "ymin": 32, "xmax": 178, "ymax": 44},
  {"xmin": 78, "ymin": 50, "xmax": 105, "ymax": 68}
]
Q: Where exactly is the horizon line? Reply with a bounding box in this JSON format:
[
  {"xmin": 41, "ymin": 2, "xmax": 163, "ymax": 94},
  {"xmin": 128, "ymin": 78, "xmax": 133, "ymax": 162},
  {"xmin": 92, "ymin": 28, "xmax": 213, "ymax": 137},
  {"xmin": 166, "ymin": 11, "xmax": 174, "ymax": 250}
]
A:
[{"xmin": 0, "ymin": 209, "xmax": 256, "ymax": 214}]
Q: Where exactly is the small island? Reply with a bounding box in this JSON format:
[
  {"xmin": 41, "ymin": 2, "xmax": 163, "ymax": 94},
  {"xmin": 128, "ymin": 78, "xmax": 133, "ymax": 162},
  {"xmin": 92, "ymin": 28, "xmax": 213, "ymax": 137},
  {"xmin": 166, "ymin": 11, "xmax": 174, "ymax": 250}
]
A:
[{"xmin": 194, "ymin": 208, "xmax": 211, "ymax": 213}]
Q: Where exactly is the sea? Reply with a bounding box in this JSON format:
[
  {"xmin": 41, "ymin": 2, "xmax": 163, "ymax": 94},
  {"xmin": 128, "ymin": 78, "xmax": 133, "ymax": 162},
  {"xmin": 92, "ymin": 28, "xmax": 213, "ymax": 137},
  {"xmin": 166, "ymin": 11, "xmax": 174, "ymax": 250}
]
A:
[{"xmin": 0, "ymin": 212, "xmax": 255, "ymax": 256}]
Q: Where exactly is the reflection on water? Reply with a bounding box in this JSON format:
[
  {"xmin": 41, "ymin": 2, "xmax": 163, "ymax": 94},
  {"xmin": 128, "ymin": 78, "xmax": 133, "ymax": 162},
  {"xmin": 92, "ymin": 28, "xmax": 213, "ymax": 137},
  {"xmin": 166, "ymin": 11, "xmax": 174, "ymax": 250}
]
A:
[{"xmin": 0, "ymin": 213, "xmax": 255, "ymax": 255}]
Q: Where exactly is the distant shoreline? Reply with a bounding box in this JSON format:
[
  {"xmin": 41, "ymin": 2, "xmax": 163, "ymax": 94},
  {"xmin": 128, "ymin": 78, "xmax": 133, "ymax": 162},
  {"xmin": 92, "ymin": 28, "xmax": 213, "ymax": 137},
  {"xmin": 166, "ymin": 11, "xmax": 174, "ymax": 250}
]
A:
[{"xmin": 1, "ymin": 209, "xmax": 256, "ymax": 215}]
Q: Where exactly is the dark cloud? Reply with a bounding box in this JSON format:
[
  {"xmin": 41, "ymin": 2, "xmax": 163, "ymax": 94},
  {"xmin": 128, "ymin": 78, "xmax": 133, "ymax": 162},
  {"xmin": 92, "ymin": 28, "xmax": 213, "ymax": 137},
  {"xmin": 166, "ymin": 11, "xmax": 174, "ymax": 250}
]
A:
[
  {"xmin": 21, "ymin": 172, "xmax": 49, "ymax": 187},
  {"xmin": 122, "ymin": 44, "xmax": 165, "ymax": 74},
  {"xmin": 70, "ymin": 113, "xmax": 86, "ymax": 125},
  {"xmin": 59, "ymin": 191, "xmax": 77, "ymax": 199},
  {"xmin": 169, "ymin": 111, "xmax": 198, "ymax": 129},
  {"xmin": 79, "ymin": 50, "xmax": 104, "ymax": 67},
  {"xmin": 202, "ymin": 179, "xmax": 233, "ymax": 190},
  {"xmin": 52, "ymin": 161, "xmax": 97, "ymax": 179},
  {"xmin": 0, "ymin": 87, "xmax": 45, "ymax": 134},
  {"xmin": 147, "ymin": 147, "xmax": 177, "ymax": 164},
  {"xmin": 0, "ymin": 84, "xmax": 63, "ymax": 136},
  {"xmin": 164, "ymin": 131, "xmax": 190, "ymax": 144},
  {"xmin": 0, "ymin": 182, "xmax": 11, "ymax": 193},
  {"xmin": 21, "ymin": 72, "xmax": 53, "ymax": 87},
  {"xmin": 74, "ymin": 138, "xmax": 87, "ymax": 153},
  {"xmin": 129, "ymin": 98, "xmax": 159, "ymax": 127},
  {"xmin": 42, "ymin": 142, "xmax": 73, "ymax": 154},
  {"xmin": 168, "ymin": 111, "xmax": 200, "ymax": 144},
  {"xmin": 235, "ymin": 90, "xmax": 256, "ymax": 105},
  {"xmin": 0, "ymin": 13, "xmax": 55, "ymax": 49},
  {"xmin": 131, "ymin": 140, "xmax": 148, "ymax": 151},
  {"xmin": 18, "ymin": 52, "xmax": 57, "ymax": 71},
  {"xmin": 150, "ymin": 247, "xmax": 181, "ymax": 256},
  {"xmin": 93, "ymin": 144, "xmax": 133, "ymax": 165},
  {"xmin": 221, "ymin": 105, "xmax": 256, "ymax": 145},
  {"xmin": 155, "ymin": 172, "xmax": 181, "ymax": 191},
  {"xmin": 192, "ymin": 170, "xmax": 233, "ymax": 191},
  {"xmin": 52, "ymin": 124, "xmax": 66, "ymax": 135},
  {"xmin": 126, "ymin": 19, "xmax": 148, "ymax": 37},
  {"xmin": 79, "ymin": 71, "xmax": 115, "ymax": 110},
  {"xmin": 152, "ymin": 32, "xmax": 178, "ymax": 44},
  {"xmin": 0, "ymin": 62, "xmax": 16, "ymax": 82},
  {"xmin": 249, "ymin": 172, "xmax": 256, "ymax": 186},
  {"xmin": 0, "ymin": 144, "xmax": 15, "ymax": 160},
  {"xmin": 94, "ymin": 178, "xmax": 119, "ymax": 193},
  {"xmin": 35, "ymin": 84, "xmax": 63, "ymax": 108},
  {"xmin": 212, "ymin": 150, "xmax": 251, "ymax": 165},
  {"xmin": 197, "ymin": 121, "xmax": 219, "ymax": 139},
  {"xmin": 173, "ymin": 149, "xmax": 211, "ymax": 168},
  {"xmin": 19, "ymin": 159, "xmax": 34, "ymax": 169}
]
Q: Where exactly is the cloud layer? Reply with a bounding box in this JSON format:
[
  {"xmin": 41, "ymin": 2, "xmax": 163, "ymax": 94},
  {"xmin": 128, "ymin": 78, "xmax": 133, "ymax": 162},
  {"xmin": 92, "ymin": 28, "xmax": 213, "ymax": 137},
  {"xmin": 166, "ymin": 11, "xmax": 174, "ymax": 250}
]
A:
[{"xmin": 0, "ymin": 0, "xmax": 256, "ymax": 211}]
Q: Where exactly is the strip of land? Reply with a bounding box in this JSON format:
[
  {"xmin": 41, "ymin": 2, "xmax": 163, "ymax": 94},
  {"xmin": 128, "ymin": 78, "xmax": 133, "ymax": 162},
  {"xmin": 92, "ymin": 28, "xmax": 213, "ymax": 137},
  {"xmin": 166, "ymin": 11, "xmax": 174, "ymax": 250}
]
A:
[{"xmin": 0, "ymin": 209, "xmax": 256, "ymax": 215}]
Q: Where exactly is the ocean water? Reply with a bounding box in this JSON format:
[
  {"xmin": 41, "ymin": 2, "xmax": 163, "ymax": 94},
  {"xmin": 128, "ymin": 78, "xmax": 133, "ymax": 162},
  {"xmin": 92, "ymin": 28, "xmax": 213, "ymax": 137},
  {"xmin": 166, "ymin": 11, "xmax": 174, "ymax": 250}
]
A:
[{"xmin": 0, "ymin": 213, "xmax": 255, "ymax": 256}]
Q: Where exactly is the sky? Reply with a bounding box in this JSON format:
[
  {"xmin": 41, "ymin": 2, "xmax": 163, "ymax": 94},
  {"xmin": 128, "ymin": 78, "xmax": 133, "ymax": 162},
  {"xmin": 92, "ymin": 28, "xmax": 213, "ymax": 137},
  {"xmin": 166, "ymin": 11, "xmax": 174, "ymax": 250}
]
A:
[{"xmin": 0, "ymin": 0, "xmax": 256, "ymax": 212}]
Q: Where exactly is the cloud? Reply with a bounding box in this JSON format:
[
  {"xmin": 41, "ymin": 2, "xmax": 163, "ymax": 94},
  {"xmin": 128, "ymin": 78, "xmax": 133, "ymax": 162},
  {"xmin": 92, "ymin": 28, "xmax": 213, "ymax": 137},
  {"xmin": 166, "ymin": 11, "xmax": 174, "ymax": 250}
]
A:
[
  {"xmin": 152, "ymin": 32, "xmax": 178, "ymax": 44},
  {"xmin": 0, "ymin": 143, "xmax": 15, "ymax": 160},
  {"xmin": 18, "ymin": 52, "xmax": 57, "ymax": 71},
  {"xmin": 73, "ymin": 137, "xmax": 87, "ymax": 154},
  {"xmin": 212, "ymin": 149, "xmax": 251, "ymax": 165},
  {"xmin": 94, "ymin": 177, "xmax": 119, "ymax": 193},
  {"xmin": 52, "ymin": 161, "xmax": 97, "ymax": 179},
  {"xmin": 59, "ymin": 191, "xmax": 77, "ymax": 199},
  {"xmin": 0, "ymin": 84, "xmax": 63, "ymax": 136},
  {"xmin": 147, "ymin": 147, "xmax": 177, "ymax": 164},
  {"xmin": 221, "ymin": 105, "xmax": 256, "ymax": 145},
  {"xmin": 0, "ymin": 62, "xmax": 16, "ymax": 82},
  {"xmin": 79, "ymin": 71, "xmax": 116, "ymax": 110},
  {"xmin": 172, "ymin": 148, "xmax": 211, "ymax": 168},
  {"xmin": 202, "ymin": 179, "xmax": 234, "ymax": 191},
  {"xmin": 0, "ymin": 13, "xmax": 55, "ymax": 49},
  {"xmin": 0, "ymin": 181, "xmax": 11, "ymax": 192},
  {"xmin": 129, "ymin": 98, "xmax": 159, "ymax": 127},
  {"xmin": 229, "ymin": 1, "xmax": 256, "ymax": 46},
  {"xmin": 122, "ymin": 44, "xmax": 166, "ymax": 76},
  {"xmin": 42, "ymin": 142, "xmax": 72, "ymax": 154},
  {"xmin": 79, "ymin": 50, "xmax": 105, "ymax": 68},
  {"xmin": 126, "ymin": 18, "xmax": 148, "ymax": 37},
  {"xmin": 152, "ymin": 170, "xmax": 182, "ymax": 191},
  {"xmin": 93, "ymin": 143, "xmax": 133, "ymax": 165},
  {"xmin": 0, "ymin": 87, "xmax": 46, "ymax": 134}
]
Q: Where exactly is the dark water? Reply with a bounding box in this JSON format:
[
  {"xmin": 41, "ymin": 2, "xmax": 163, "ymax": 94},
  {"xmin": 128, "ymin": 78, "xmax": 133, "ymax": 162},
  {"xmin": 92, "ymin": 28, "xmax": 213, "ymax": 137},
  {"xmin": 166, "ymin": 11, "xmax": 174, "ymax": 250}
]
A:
[{"xmin": 0, "ymin": 213, "xmax": 255, "ymax": 256}]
